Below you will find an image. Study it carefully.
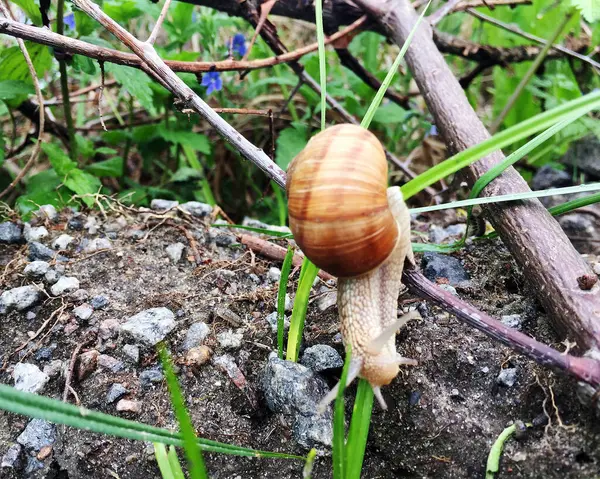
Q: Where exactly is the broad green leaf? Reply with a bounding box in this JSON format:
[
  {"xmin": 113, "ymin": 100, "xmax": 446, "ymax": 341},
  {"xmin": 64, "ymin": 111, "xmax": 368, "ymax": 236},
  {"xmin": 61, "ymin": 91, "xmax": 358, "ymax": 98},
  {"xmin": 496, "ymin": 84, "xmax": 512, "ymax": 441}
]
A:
[
  {"xmin": 275, "ymin": 124, "xmax": 309, "ymax": 170},
  {"xmin": 0, "ymin": 43, "xmax": 52, "ymax": 83},
  {"xmin": 0, "ymin": 80, "xmax": 34, "ymax": 100},
  {"xmin": 95, "ymin": 147, "xmax": 119, "ymax": 155},
  {"xmin": 16, "ymin": 189, "xmax": 65, "ymax": 218},
  {"xmin": 85, "ymin": 157, "xmax": 124, "ymax": 177},
  {"xmin": 372, "ymin": 103, "xmax": 410, "ymax": 124},
  {"xmin": 76, "ymin": 134, "xmax": 95, "ymax": 160},
  {"xmin": 570, "ymin": 0, "xmax": 600, "ymax": 22},
  {"xmin": 157, "ymin": 125, "xmax": 211, "ymax": 154},
  {"xmin": 170, "ymin": 167, "xmax": 201, "ymax": 183},
  {"xmin": 74, "ymin": 11, "xmax": 97, "ymax": 36},
  {"xmin": 102, "ymin": 0, "xmax": 143, "ymax": 22},
  {"xmin": 64, "ymin": 170, "xmax": 102, "ymax": 206},
  {"xmin": 72, "ymin": 55, "xmax": 97, "ymax": 75},
  {"xmin": 106, "ymin": 64, "xmax": 157, "ymax": 115},
  {"xmin": 26, "ymin": 168, "xmax": 61, "ymax": 193},
  {"xmin": 42, "ymin": 143, "xmax": 77, "ymax": 176},
  {"xmin": 10, "ymin": 0, "xmax": 43, "ymax": 25}
]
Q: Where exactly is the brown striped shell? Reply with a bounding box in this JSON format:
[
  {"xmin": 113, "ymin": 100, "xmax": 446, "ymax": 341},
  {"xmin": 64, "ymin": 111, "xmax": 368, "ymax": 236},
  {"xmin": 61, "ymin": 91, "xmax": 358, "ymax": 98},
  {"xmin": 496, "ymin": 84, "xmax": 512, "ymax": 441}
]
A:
[{"xmin": 285, "ymin": 123, "xmax": 399, "ymax": 278}]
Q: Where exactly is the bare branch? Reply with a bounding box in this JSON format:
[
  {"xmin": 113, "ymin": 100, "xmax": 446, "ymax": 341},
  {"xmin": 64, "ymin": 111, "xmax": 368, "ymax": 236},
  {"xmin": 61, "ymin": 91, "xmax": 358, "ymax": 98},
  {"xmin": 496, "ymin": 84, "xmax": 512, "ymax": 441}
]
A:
[{"xmin": 146, "ymin": 0, "xmax": 172, "ymax": 45}]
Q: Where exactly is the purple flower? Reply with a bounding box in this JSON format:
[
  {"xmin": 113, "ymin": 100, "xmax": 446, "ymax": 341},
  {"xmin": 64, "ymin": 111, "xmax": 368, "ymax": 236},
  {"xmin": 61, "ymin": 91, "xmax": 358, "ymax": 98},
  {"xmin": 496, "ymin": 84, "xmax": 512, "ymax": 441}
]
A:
[
  {"xmin": 201, "ymin": 71, "xmax": 222, "ymax": 95},
  {"xmin": 232, "ymin": 33, "xmax": 247, "ymax": 57},
  {"xmin": 64, "ymin": 13, "xmax": 76, "ymax": 30}
]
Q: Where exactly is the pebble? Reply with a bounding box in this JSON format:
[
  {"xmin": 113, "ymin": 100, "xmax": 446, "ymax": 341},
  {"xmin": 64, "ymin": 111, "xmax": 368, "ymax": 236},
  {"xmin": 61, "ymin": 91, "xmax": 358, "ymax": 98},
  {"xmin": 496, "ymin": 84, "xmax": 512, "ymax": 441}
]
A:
[
  {"xmin": 77, "ymin": 350, "xmax": 99, "ymax": 380},
  {"xmin": 594, "ymin": 263, "xmax": 600, "ymax": 276},
  {"xmin": 116, "ymin": 399, "xmax": 142, "ymax": 413},
  {"xmin": 248, "ymin": 273, "xmax": 260, "ymax": 284},
  {"xmin": 180, "ymin": 201, "xmax": 212, "ymax": 217},
  {"xmin": 106, "ymin": 383, "xmax": 129, "ymax": 403},
  {"xmin": 562, "ymin": 135, "xmax": 600, "ymax": 178},
  {"xmin": 166, "ymin": 242, "xmax": 185, "ymax": 263},
  {"xmin": 501, "ymin": 314, "xmax": 523, "ymax": 330},
  {"xmin": 0, "ymin": 222, "xmax": 22, "ymax": 243},
  {"xmin": 260, "ymin": 356, "xmax": 333, "ymax": 449},
  {"xmin": 242, "ymin": 217, "xmax": 291, "ymax": 235},
  {"xmin": 34, "ymin": 205, "xmax": 58, "ymax": 221},
  {"xmin": 300, "ymin": 345, "xmax": 344, "ymax": 372},
  {"xmin": 13, "ymin": 363, "xmax": 49, "ymax": 394},
  {"xmin": 267, "ymin": 267, "xmax": 281, "ymax": 282},
  {"xmin": 84, "ymin": 216, "xmax": 99, "ymax": 234},
  {"xmin": 122, "ymin": 344, "xmax": 140, "ymax": 363},
  {"xmin": 421, "ymin": 252, "xmax": 469, "ymax": 286},
  {"xmin": 1, "ymin": 443, "xmax": 22, "ymax": 469},
  {"xmin": 29, "ymin": 241, "xmax": 67, "ymax": 262},
  {"xmin": 439, "ymin": 284, "xmax": 458, "ymax": 296},
  {"xmin": 44, "ymin": 269, "xmax": 61, "ymax": 284},
  {"xmin": 316, "ymin": 291, "xmax": 337, "ymax": 312},
  {"xmin": 26, "ymin": 311, "xmax": 36, "ymax": 320},
  {"xmin": 70, "ymin": 289, "xmax": 89, "ymax": 302},
  {"xmin": 43, "ymin": 360, "xmax": 64, "ymax": 379},
  {"xmin": 83, "ymin": 237, "xmax": 112, "ymax": 253},
  {"xmin": 24, "ymin": 260, "xmax": 50, "ymax": 277},
  {"xmin": 139, "ymin": 367, "xmax": 163, "ymax": 389},
  {"xmin": 51, "ymin": 276, "xmax": 80, "ymax": 296},
  {"xmin": 90, "ymin": 295, "xmax": 109, "ymax": 309},
  {"xmin": 265, "ymin": 311, "xmax": 289, "ymax": 333},
  {"xmin": 52, "ymin": 234, "xmax": 75, "ymax": 250},
  {"xmin": 429, "ymin": 224, "xmax": 467, "ymax": 244},
  {"xmin": 23, "ymin": 223, "xmax": 49, "ymax": 242},
  {"xmin": 185, "ymin": 346, "xmax": 212, "ymax": 368},
  {"xmin": 217, "ymin": 330, "xmax": 243, "ymax": 350},
  {"xmin": 98, "ymin": 354, "xmax": 125, "ymax": 372},
  {"xmin": 121, "ymin": 307, "xmax": 176, "ymax": 346},
  {"xmin": 104, "ymin": 217, "xmax": 127, "ymax": 233},
  {"xmin": 151, "ymin": 199, "xmax": 178, "ymax": 210},
  {"xmin": 181, "ymin": 322, "xmax": 210, "ymax": 351},
  {"xmin": 497, "ymin": 367, "xmax": 518, "ymax": 388},
  {"xmin": 67, "ymin": 216, "xmax": 84, "ymax": 231},
  {"xmin": 98, "ymin": 318, "xmax": 119, "ymax": 340},
  {"xmin": 73, "ymin": 303, "xmax": 93, "ymax": 321},
  {"xmin": 17, "ymin": 419, "xmax": 56, "ymax": 452},
  {"xmin": 34, "ymin": 345, "xmax": 55, "ymax": 361},
  {"xmin": 532, "ymin": 165, "xmax": 571, "ymax": 190},
  {"xmin": 214, "ymin": 232, "xmax": 236, "ymax": 247},
  {"xmin": 1, "ymin": 285, "xmax": 41, "ymax": 312}
]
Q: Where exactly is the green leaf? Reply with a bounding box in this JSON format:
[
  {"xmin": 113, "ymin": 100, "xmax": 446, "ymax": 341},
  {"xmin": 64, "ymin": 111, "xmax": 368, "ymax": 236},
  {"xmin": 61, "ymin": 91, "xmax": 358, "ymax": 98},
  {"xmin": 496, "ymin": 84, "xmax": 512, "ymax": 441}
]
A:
[
  {"xmin": 10, "ymin": 0, "xmax": 43, "ymax": 25},
  {"xmin": 170, "ymin": 167, "xmax": 201, "ymax": 183},
  {"xmin": 72, "ymin": 55, "xmax": 97, "ymax": 75},
  {"xmin": 275, "ymin": 124, "xmax": 309, "ymax": 170},
  {"xmin": 95, "ymin": 147, "xmax": 119, "ymax": 155},
  {"xmin": 0, "ymin": 80, "xmax": 34, "ymax": 100},
  {"xmin": 157, "ymin": 125, "xmax": 211, "ymax": 154},
  {"xmin": 277, "ymin": 246, "xmax": 295, "ymax": 359},
  {"xmin": 16, "ymin": 188, "xmax": 65, "ymax": 218},
  {"xmin": 64, "ymin": 170, "xmax": 102, "ymax": 206},
  {"xmin": 345, "ymin": 380, "xmax": 374, "ymax": 479},
  {"xmin": 570, "ymin": 0, "xmax": 600, "ymax": 22},
  {"xmin": 42, "ymin": 143, "xmax": 77, "ymax": 176},
  {"xmin": 74, "ymin": 11, "xmax": 97, "ymax": 36},
  {"xmin": 85, "ymin": 157, "xmax": 124, "ymax": 177},
  {"xmin": 26, "ymin": 168, "xmax": 61, "ymax": 193},
  {"xmin": 372, "ymin": 103, "xmax": 410, "ymax": 124},
  {"xmin": 102, "ymin": 0, "xmax": 143, "ymax": 22},
  {"xmin": 106, "ymin": 64, "xmax": 157, "ymax": 115},
  {"xmin": 0, "ymin": 43, "xmax": 52, "ymax": 83}
]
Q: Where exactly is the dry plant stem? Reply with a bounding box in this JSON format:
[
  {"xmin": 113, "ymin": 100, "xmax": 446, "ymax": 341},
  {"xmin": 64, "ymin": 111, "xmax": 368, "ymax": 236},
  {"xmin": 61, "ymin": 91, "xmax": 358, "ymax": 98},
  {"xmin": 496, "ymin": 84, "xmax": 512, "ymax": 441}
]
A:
[
  {"xmin": 428, "ymin": 0, "xmax": 462, "ymax": 26},
  {"xmin": 147, "ymin": 0, "xmax": 172, "ymax": 45},
  {"xmin": 0, "ymin": 1, "xmax": 45, "ymax": 200},
  {"xmin": 355, "ymin": 0, "xmax": 600, "ymax": 351},
  {"xmin": 67, "ymin": 0, "xmax": 287, "ymax": 189}
]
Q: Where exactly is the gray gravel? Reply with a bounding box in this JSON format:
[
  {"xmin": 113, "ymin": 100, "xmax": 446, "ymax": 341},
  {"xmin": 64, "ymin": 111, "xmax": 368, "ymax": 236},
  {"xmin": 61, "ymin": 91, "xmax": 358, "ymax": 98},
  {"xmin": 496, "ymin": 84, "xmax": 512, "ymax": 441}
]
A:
[
  {"xmin": 1, "ymin": 285, "xmax": 41, "ymax": 312},
  {"xmin": 301, "ymin": 344, "xmax": 343, "ymax": 372},
  {"xmin": 180, "ymin": 201, "xmax": 212, "ymax": 217},
  {"xmin": 180, "ymin": 321, "xmax": 210, "ymax": 351},
  {"xmin": 121, "ymin": 307, "xmax": 176, "ymax": 346},
  {"xmin": 0, "ymin": 222, "xmax": 22, "ymax": 243},
  {"xmin": 23, "ymin": 224, "xmax": 49, "ymax": 243},
  {"xmin": 51, "ymin": 276, "xmax": 80, "ymax": 296},
  {"xmin": 166, "ymin": 242, "xmax": 185, "ymax": 263},
  {"xmin": 106, "ymin": 383, "xmax": 129, "ymax": 403},
  {"xmin": 23, "ymin": 261, "xmax": 50, "ymax": 277},
  {"xmin": 421, "ymin": 252, "xmax": 469, "ymax": 285},
  {"xmin": 17, "ymin": 419, "xmax": 56, "ymax": 452},
  {"xmin": 13, "ymin": 363, "xmax": 49, "ymax": 394},
  {"xmin": 28, "ymin": 241, "xmax": 67, "ymax": 262}
]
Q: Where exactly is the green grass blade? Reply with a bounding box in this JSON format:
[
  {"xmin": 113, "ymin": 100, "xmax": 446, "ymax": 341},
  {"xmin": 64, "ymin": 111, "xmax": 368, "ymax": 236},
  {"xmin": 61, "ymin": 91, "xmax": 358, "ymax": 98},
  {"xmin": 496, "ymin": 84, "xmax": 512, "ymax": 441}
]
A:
[
  {"xmin": 158, "ymin": 345, "xmax": 207, "ymax": 479},
  {"xmin": 361, "ymin": 0, "xmax": 432, "ymax": 129},
  {"xmin": 278, "ymin": 245, "xmax": 295, "ymax": 359},
  {"xmin": 273, "ymin": 181, "xmax": 288, "ymax": 226},
  {"xmin": 401, "ymin": 89, "xmax": 600, "ymax": 199},
  {"xmin": 303, "ymin": 448, "xmax": 318, "ymax": 479},
  {"xmin": 333, "ymin": 346, "xmax": 352, "ymax": 479},
  {"xmin": 345, "ymin": 379, "xmax": 374, "ymax": 479},
  {"xmin": 210, "ymin": 223, "xmax": 293, "ymax": 238},
  {"xmin": 167, "ymin": 446, "xmax": 187, "ymax": 479},
  {"xmin": 155, "ymin": 443, "xmax": 176, "ymax": 479},
  {"xmin": 485, "ymin": 424, "xmax": 517, "ymax": 479},
  {"xmin": 315, "ymin": 0, "xmax": 326, "ymax": 130},
  {"xmin": 549, "ymin": 192, "xmax": 600, "ymax": 216},
  {"xmin": 286, "ymin": 257, "xmax": 319, "ymax": 362}
]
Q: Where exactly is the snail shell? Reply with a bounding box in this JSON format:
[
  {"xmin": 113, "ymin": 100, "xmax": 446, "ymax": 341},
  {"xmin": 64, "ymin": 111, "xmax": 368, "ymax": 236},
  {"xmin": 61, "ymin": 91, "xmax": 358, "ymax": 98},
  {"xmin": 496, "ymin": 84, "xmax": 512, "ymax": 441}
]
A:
[{"xmin": 286, "ymin": 124, "xmax": 399, "ymax": 278}]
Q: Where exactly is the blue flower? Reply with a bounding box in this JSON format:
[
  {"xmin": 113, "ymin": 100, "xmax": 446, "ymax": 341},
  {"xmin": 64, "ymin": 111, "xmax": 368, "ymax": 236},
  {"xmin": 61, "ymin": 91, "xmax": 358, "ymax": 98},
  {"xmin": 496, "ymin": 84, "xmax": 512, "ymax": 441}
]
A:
[
  {"xmin": 201, "ymin": 71, "xmax": 222, "ymax": 95},
  {"xmin": 232, "ymin": 33, "xmax": 247, "ymax": 57},
  {"xmin": 425, "ymin": 124, "xmax": 438, "ymax": 137},
  {"xmin": 64, "ymin": 13, "xmax": 76, "ymax": 30}
]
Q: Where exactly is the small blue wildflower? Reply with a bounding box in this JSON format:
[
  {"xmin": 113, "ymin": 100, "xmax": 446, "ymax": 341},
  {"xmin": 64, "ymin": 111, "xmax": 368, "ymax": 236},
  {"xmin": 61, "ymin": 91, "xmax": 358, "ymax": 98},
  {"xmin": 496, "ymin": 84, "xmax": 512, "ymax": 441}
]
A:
[
  {"xmin": 201, "ymin": 71, "xmax": 222, "ymax": 95},
  {"xmin": 232, "ymin": 33, "xmax": 247, "ymax": 57},
  {"xmin": 425, "ymin": 124, "xmax": 438, "ymax": 137},
  {"xmin": 192, "ymin": 11, "xmax": 197, "ymax": 23},
  {"xmin": 64, "ymin": 13, "xmax": 76, "ymax": 30}
]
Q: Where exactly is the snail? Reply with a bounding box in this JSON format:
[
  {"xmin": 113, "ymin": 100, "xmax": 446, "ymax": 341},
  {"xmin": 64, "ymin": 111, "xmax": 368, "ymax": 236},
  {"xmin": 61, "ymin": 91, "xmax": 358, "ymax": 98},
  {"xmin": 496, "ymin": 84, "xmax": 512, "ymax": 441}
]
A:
[{"xmin": 286, "ymin": 123, "xmax": 418, "ymax": 410}]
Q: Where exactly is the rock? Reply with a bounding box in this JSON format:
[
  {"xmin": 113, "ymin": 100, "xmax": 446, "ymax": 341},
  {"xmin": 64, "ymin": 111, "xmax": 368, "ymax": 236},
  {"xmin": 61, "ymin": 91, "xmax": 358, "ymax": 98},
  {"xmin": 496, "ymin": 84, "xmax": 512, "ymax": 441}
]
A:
[
  {"xmin": 29, "ymin": 241, "xmax": 67, "ymax": 262},
  {"xmin": 301, "ymin": 345, "xmax": 343, "ymax": 372},
  {"xmin": 267, "ymin": 267, "xmax": 281, "ymax": 282},
  {"xmin": 1, "ymin": 285, "xmax": 41, "ymax": 312},
  {"xmin": 180, "ymin": 201, "xmax": 212, "ymax": 217},
  {"xmin": 122, "ymin": 344, "xmax": 140, "ymax": 363},
  {"xmin": 99, "ymin": 318, "xmax": 120, "ymax": 339},
  {"xmin": 52, "ymin": 234, "xmax": 75, "ymax": 250},
  {"xmin": 562, "ymin": 135, "xmax": 600, "ymax": 178},
  {"xmin": 77, "ymin": 350, "xmax": 99, "ymax": 381},
  {"xmin": 242, "ymin": 217, "xmax": 291, "ymax": 235},
  {"xmin": 421, "ymin": 252, "xmax": 469, "ymax": 286},
  {"xmin": 83, "ymin": 237, "xmax": 112, "ymax": 253},
  {"xmin": 67, "ymin": 216, "xmax": 84, "ymax": 231},
  {"xmin": 34, "ymin": 346, "xmax": 55, "ymax": 361},
  {"xmin": 90, "ymin": 295, "xmax": 109, "ymax": 310},
  {"xmin": 497, "ymin": 367, "xmax": 518, "ymax": 387},
  {"xmin": 429, "ymin": 224, "xmax": 467, "ymax": 244},
  {"xmin": 0, "ymin": 222, "xmax": 22, "ymax": 244},
  {"xmin": 121, "ymin": 307, "xmax": 176, "ymax": 346},
  {"xmin": 23, "ymin": 223, "xmax": 49, "ymax": 242},
  {"xmin": 70, "ymin": 289, "xmax": 89, "ymax": 302},
  {"xmin": 73, "ymin": 303, "xmax": 93, "ymax": 321},
  {"xmin": 151, "ymin": 199, "xmax": 178, "ymax": 210},
  {"xmin": 248, "ymin": 273, "xmax": 260, "ymax": 284},
  {"xmin": 44, "ymin": 269, "xmax": 61, "ymax": 284},
  {"xmin": 185, "ymin": 346, "xmax": 212, "ymax": 368},
  {"xmin": 532, "ymin": 165, "xmax": 572, "ymax": 191},
  {"xmin": 26, "ymin": 311, "xmax": 36, "ymax": 320},
  {"xmin": 265, "ymin": 311, "xmax": 289, "ymax": 333},
  {"xmin": 1, "ymin": 443, "xmax": 22, "ymax": 469},
  {"xmin": 594, "ymin": 263, "xmax": 600, "ymax": 276},
  {"xmin": 557, "ymin": 213, "xmax": 600, "ymax": 254},
  {"xmin": 104, "ymin": 217, "xmax": 127, "ymax": 233},
  {"xmin": 24, "ymin": 261, "xmax": 50, "ymax": 277},
  {"xmin": 261, "ymin": 356, "xmax": 333, "ymax": 449},
  {"xmin": 17, "ymin": 419, "xmax": 56, "ymax": 452},
  {"xmin": 217, "ymin": 330, "xmax": 243, "ymax": 350},
  {"xmin": 25, "ymin": 456, "xmax": 44, "ymax": 473},
  {"xmin": 51, "ymin": 276, "xmax": 80, "ymax": 296},
  {"xmin": 139, "ymin": 367, "xmax": 163, "ymax": 389},
  {"xmin": 84, "ymin": 216, "xmax": 99, "ymax": 234},
  {"xmin": 316, "ymin": 291, "xmax": 337, "ymax": 312},
  {"xmin": 181, "ymin": 322, "xmax": 210, "ymax": 351},
  {"xmin": 166, "ymin": 242, "xmax": 185, "ymax": 263},
  {"xmin": 106, "ymin": 383, "xmax": 129, "ymax": 403},
  {"xmin": 214, "ymin": 232, "xmax": 236, "ymax": 247},
  {"xmin": 98, "ymin": 354, "xmax": 125, "ymax": 372},
  {"xmin": 439, "ymin": 284, "xmax": 458, "ymax": 296},
  {"xmin": 34, "ymin": 205, "xmax": 58, "ymax": 221},
  {"xmin": 43, "ymin": 360, "xmax": 63, "ymax": 379},
  {"xmin": 501, "ymin": 314, "xmax": 523, "ymax": 330},
  {"xmin": 116, "ymin": 399, "xmax": 142, "ymax": 413}
]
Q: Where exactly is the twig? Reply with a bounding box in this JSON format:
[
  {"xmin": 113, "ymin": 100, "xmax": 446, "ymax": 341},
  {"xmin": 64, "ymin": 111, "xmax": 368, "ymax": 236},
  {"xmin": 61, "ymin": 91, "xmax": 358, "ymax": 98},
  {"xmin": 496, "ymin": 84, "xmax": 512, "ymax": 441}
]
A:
[
  {"xmin": 428, "ymin": 0, "xmax": 462, "ymax": 26},
  {"xmin": 63, "ymin": 335, "xmax": 95, "ymax": 403},
  {"xmin": 146, "ymin": 0, "xmax": 172, "ymax": 45}
]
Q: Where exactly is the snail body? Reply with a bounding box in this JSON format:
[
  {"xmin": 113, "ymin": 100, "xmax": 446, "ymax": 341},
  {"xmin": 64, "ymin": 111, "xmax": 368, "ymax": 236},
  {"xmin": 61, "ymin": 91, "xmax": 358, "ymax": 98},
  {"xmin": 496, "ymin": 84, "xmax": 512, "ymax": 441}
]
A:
[{"xmin": 286, "ymin": 123, "xmax": 417, "ymax": 409}]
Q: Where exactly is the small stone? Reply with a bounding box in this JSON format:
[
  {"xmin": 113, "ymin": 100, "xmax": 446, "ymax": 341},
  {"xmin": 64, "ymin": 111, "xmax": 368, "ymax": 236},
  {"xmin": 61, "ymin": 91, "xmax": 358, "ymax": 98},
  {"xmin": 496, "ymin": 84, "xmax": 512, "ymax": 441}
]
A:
[
  {"xmin": 84, "ymin": 216, "xmax": 99, "ymax": 234},
  {"xmin": 179, "ymin": 201, "xmax": 212, "ymax": 217},
  {"xmin": 122, "ymin": 344, "xmax": 140, "ymax": 363},
  {"xmin": 181, "ymin": 322, "xmax": 210, "ymax": 351},
  {"xmin": 166, "ymin": 242, "xmax": 185, "ymax": 263},
  {"xmin": 29, "ymin": 241, "xmax": 67, "ymax": 262},
  {"xmin": 51, "ymin": 276, "xmax": 79, "ymax": 296},
  {"xmin": 44, "ymin": 269, "xmax": 61, "ymax": 284},
  {"xmin": 501, "ymin": 314, "xmax": 523, "ymax": 330},
  {"xmin": 70, "ymin": 289, "xmax": 89, "ymax": 302},
  {"xmin": 36, "ymin": 445, "xmax": 53, "ymax": 460},
  {"xmin": 429, "ymin": 224, "xmax": 467, "ymax": 244},
  {"xmin": 17, "ymin": 419, "xmax": 56, "ymax": 451},
  {"xmin": 24, "ymin": 261, "xmax": 50, "ymax": 277},
  {"xmin": 104, "ymin": 217, "xmax": 127, "ymax": 233},
  {"xmin": 67, "ymin": 216, "xmax": 84, "ymax": 231},
  {"xmin": 90, "ymin": 295, "xmax": 109, "ymax": 309},
  {"xmin": 301, "ymin": 345, "xmax": 344, "ymax": 372},
  {"xmin": 13, "ymin": 363, "xmax": 49, "ymax": 394},
  {"xmin": 1, "ymin": 444, "xmax": 22, "ymax": 469},
  {"xmin": 106, "ymin": 383, "xmax": 129, "ymax": 403},
  {"xmin": 248, "ymin": 273, "xmax": 260, "ymax": 284},
  {"xmin": 497, "ymin": 367, "xmax": 518, "ymax": 387},
  {"xmin": 116, "ymin": 399, "xmax": 142, "ymax": 413},
  {"xmin": 1, "ymin": 285, "xmax": 41, "ymax": 312},
  {"xmin": 73, "ymin": 303, "xmax": 93, "ymax": 321},
  {"xmin": 99, "ymin": 318, "xmax": 120, "ymax": 339},
  {"xmin": 25, "ymin": 456, "xmax": 44, "ymax": 474},
  {"xmin": 0, "ymin": 222, "xmax": 22, "ymax": 244},
  {"xmin": 532, "ymin": 165, "xmax": 571, "ymax": 191},
  {"xmin": 139, "ymin": 367, "xmax": 163, "ymax": 389},
  {"xmin": 451, "ymin": 388, "xmax": 460, "ymax": 397},
  {"xmin": 217, "ymin": 330, "xmax": 243, "ymax": 350},
  {"xmin": 43, "ymin": 360, "xmax": 63, "ymax": 379},
  {"xmin": 26, "ymin": 311, "xmax": 36, "ymax": 320},
  {"xmin": 52, "ymin": 234, "xmax": 75, "ymax": 250},
  {"xmin": 265, "ymin": 311, "xmax": 289, "ymax": 333},
  {"xmin": 121, "ymin": 307, "xmax": 176, "ymax": 346},
  {"xmin": 481, "ymin": 366, "xmax": 490, "ymax": 374},
  {"xmin": 439, "ymin": 284, "xmax": 458, "ymax": 295},
  {"xmin": 35, "ymin": 346, "xmax": 55, "ymax": 361},
  {"xmin": 561, "ymin": 135, "xmax": 600, "ymax": 178},
  {"xmin": 34, "ymin": 205, "xmax": 58, "ymax": 221},
  {"xmin": 594, "ymin": 263, "xmax": 600, "ymax": 276},
  {"xmin": 421, "ymin": 252, "xmax": 469, "ymax": 286},
  {"xmin": 83, "ymin": 237, "xmax": 112, "ymax": 253},
  {"xmin": 98, "ymin": 354, "xmax": 125, "ymax": 372},
  {"xmin": 215, "ymin": 232, "xmax": 236, "ymax": 247},
  {"xmin": 151, "ymin": 199, "xmax": 178, "ymax": 210},
  {"xmin": 77, "ymin": 350, "xmax": 99, "ymax": 381},
  {"xmin": 23, "ymin": 223, "xmax": 49, "ymax": 242},
  {"xmin": 185, "ymin": 345, "xmax": 212, "ymax": 368},
  {"xmin": 316, "ymin": 291, "xmax": 337, "ymax": 312},
  {"xmin": 267, "ymin": 267, "xmax": 281, "ymax": 282}
]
